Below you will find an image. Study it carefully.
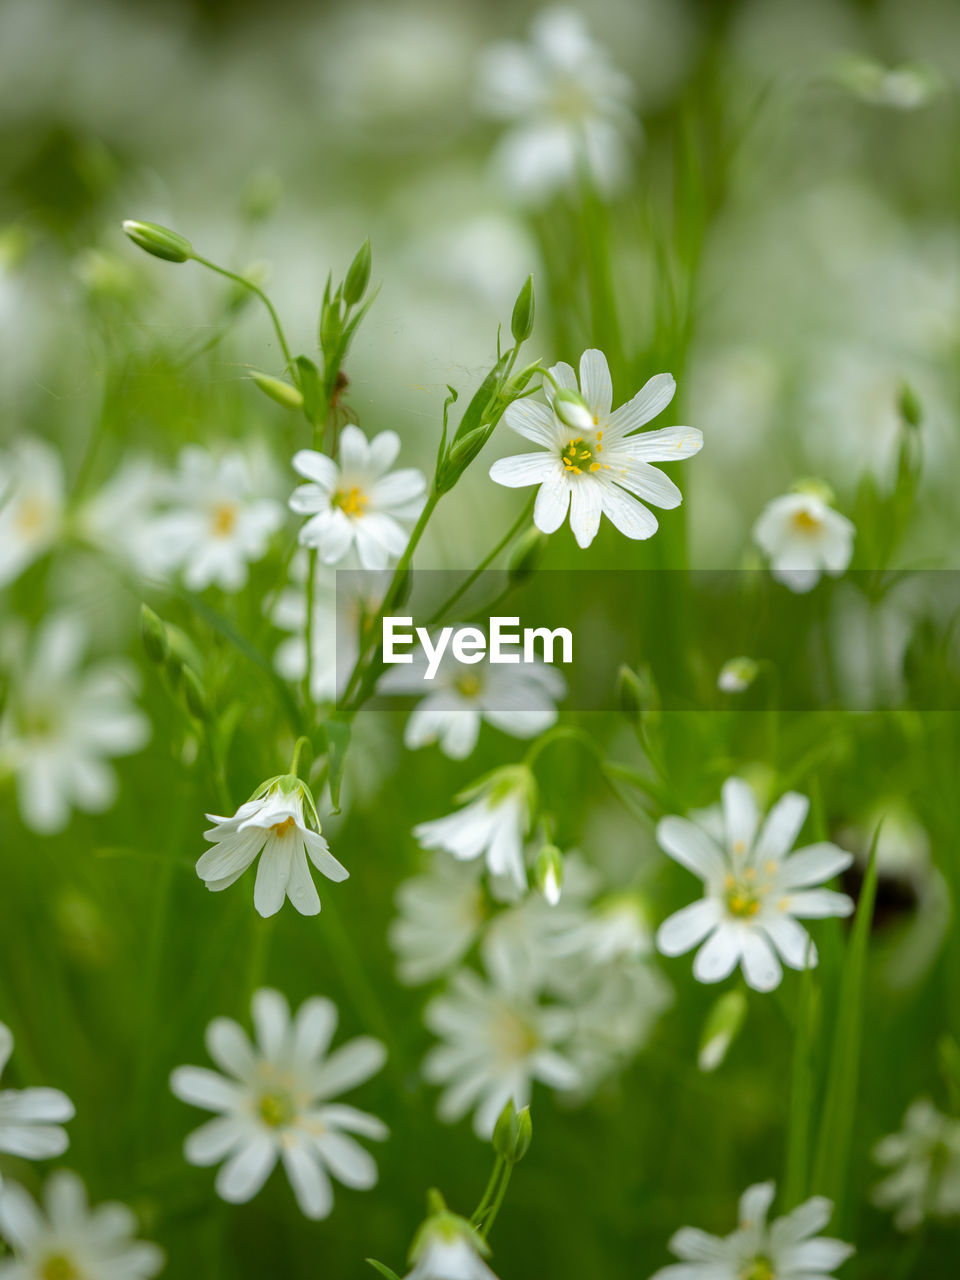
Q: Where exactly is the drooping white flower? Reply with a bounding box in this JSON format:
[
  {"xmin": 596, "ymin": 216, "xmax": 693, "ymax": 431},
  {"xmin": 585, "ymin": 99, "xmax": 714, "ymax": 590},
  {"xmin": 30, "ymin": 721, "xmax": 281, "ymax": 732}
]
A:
[
  {"xmin": 655, "ymin": 778, "xmax": 855, "ymax": 993},
  {"xmin": 150, "ymin": 446, "xmax": 284, "ymax": 592},
  {"xmin": 197, "ymin": 776, "xmax": 348, "ymax": 918},
  {"xmin": 290, "ymin": 427, "xmax": 426, "ymax": 571},
  {"xmin": 405, "ymin": 1212, "xmax": 499, "ymax": 1280},
  {"xmin": 0, "ymin": 1022, "xmax": 74, "ymax": 1188},
  {"xmin": 752, "ymin": 487, "xmax": 855, "ymax": 593},
  {"xmin": 389, "ymin": 857, "xmax": 487, "ymax": 986},
  {"xmin": 0, "ymin": 614, "xmax": 150, "ymax": 834},
  {"xmin": 872, "ymin": 1098, "xmax": 960, "ymax": 1230},
  {"xmin": 489, "ymin": 349, "xmax": 702, "ymax": 549},
  {"xmin": 423, "ymin": 959, "xmax": 580, "ymax": 1138},
  {"xmin": 384, "ymin": 640, "xmax": 565, "ymax": 759},
  {"xmin": 413, "ymin": 767, "xmax": 535, "ymax": 891},
  {"xmin": 650, "ymin": 1181, "xmax": 854, "ymax": 1280},
  {"xmin": 0, "ymin": 437, "xmax": 64, "ymax": 588},
  {"xmin": 477, "ymin": 7, "xmax": 636, "ymax": 203},
  {"xmin": 170, "ymin": 987, "xmax": 387, "ymax": 1219},
  {"xmin": 0, "ymin": 1170, "xmax": 164, "ymax": 1280}
]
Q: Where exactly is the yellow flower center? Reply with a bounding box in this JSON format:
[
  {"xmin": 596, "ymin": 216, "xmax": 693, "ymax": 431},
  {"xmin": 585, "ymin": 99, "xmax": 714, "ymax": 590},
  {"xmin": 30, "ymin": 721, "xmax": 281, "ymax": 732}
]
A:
[
  {"xmin": 791, "ymin": 508, "xmax": 821, "ymax": 534},
  {"xmin": 494, "ymin": 1008, "xmax": 540, "ymax": 1063},
  {"xmin": 41, "ymin": 1256, "xmax": 83, "ymax": 1280},
  {"xmin": 210, "ymin": 501, "xmax": 238, "ymax": 537},
  {"xmin": 724, "ymin": 871, "xmax": 765, "ymax": 918},
  {"xmin": 740, "ymin": 1256, "xmax": 775, "ymax": 1280},
  {"xmin": 333, "ymin": 486, "xmax": 368, "ymax": 516},
  {"xmin": 259, "ymin": 1090, "xmax": 295, "ymax": 1128},
  {"xmin": 16, "ymin": 495, "xmax": 51, "ymax": 536},
  {"xmin": 455, "ymin": 673, "xmax": 482, "ymax": 698},
  {"xmin": 271, "ymin": 816, "xmax": 297, "ymax": 837},
  {"xmin": 562, "ymin": 433, "xmax": 610, "ymax": 476}
]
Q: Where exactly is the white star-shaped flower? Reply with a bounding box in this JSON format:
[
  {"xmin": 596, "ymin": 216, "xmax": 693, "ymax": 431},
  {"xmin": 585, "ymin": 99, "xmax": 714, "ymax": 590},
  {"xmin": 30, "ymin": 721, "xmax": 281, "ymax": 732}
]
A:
[
  {"xmin": 873, "ymin": 1097, "xmax": 960, "ymax": 1230},
  {"xmin": 655, "ymin": 778, "xmax": 854, "ymax": 992},
  {"xmin": 489, "ymin": 348, "xmax": 702, "ymax": 549},
  {"xmin": 0, "ymin": 1022, "xmax": 74, "ymax": 1189},
  {"xmin": 0, "ymin": 437, "xmax": 64, "ymax": 588},
  {"xmin": 413, "ymin": 768, "xmax": 535, "ymax": 891},
  {"xmin": 290, "ymin": 426, "xmax": 426, "ymax": 571},
  {"xmin": 170, "ymin": 988, "xmax": 387, "ymax": 1220},
  {"xmin": 753, "ymin": 488, "xmax": 855, "ymax": 593},
  {"xmin": 197, "ymin": 777, "xmax": 348, "ymax": 918}
]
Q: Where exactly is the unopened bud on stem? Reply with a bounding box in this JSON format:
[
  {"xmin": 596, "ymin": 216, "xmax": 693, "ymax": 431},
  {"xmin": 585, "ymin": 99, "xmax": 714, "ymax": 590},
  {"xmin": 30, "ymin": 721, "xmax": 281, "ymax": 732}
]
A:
[{"xmin": 122, "ymin": 220, "xmax": 192, "ymax": 263}]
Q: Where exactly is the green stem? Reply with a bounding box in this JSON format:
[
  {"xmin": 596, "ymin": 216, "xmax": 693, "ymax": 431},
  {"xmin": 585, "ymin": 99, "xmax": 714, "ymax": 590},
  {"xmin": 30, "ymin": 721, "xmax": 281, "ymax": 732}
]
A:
[
  {"xmin": 470, "ymin": 1156, "xmax": 505, "ymax": 1227},
  {"xmin": 478, "ymin": 1163, "xmax": 513, "ymax": 1239},
  {"xmin": 191, "ymin": 255, "xmax": 294, "ymax": 370},
  {"xmin": 304, "ymin": 549, "xmax": 318, "ymax": 715},
  {"xmin": 426, "ymin": 496, "xmax": 534, "ymax": 626}
]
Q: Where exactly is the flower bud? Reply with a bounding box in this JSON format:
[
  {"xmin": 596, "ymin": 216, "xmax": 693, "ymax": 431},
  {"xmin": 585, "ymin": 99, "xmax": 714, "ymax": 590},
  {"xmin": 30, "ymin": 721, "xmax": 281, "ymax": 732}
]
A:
[
  {"xmin": 552, "ymin": 388, "xmax": 594, "ymax": 433},
  {"xmin": 511, "ymin": 274, "xmax": 535, "ymax": 343},
  {"xmin": 250, "ymin": 370, "xmax": 304, "ymax": 410},
  {"xmin": 320, "ymin": 289, "xmax": 342, "ymax": 353},
  {"xmin": 898, "ymin": 382, "xmax": 922, "ymax": 429},
  {"xmin": 343, "ymin": 239, "xmax": 372, "ymax": 306},
  {"xmin": 492, "ymin": 1099, "xmax": 533, "ymax": 1163},
  {"xmin": 122, "ymin": 220, "xmax": 192, "ymax": 263},
  {"xmin": 181, "ymin": 665, "xmax": 210, "ymax": 721},
  {"xmin": 534, "ymin": 844, "xmax": 564, "ymax": 905},
  {"xmin": 140, "ymin": 604, "xmax": 169, "ymax": 665},
  {"xmin": 617, "ymin": 663, "xmax": 659, "ymax": 726},
  {"xmin": 718, "ymin": 656, "xmax": 759, "ymax": 695},
  {"xmin": 508, "ymin": 526, "xmax": 547, "ymax": 585},
  {"xmin": 698, "ymin": 989, "xmax": 748, "ymax": 1072}
]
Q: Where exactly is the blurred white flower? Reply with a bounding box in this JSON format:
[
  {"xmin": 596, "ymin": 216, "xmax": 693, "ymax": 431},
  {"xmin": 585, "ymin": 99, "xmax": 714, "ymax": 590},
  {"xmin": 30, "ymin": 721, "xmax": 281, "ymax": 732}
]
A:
[
  {"xmin": 384, "ymin": 640, "xmax": 565, "ymax": 759},
  {"xmin": 0, "ymin": 614, "xmax": 150, "ymax": 834},
  {"xmin": 752, "ymin": 488, "xmax": 855, "ymax": 593},
  {"xmin": 0, "ymin": 1022, "xmax": 74, "ymax": 1188},
  {"xmin": 423, "ymin": 960, "xmax": 580, "ymax": 1138},
  {"xmin": 413, "ymin": 767, "xmax": 535, "ymax": 891},
  {"xmin": 76, "ymin": 456, "xmax": 168, "ymax": 577},
  {"xmin": 389, "ymin": 856, "xmax": 487, "ymax": 986},
  {"xmin": 718, "ymin": 657, "xmax": 759, "ymax": 694},
  {"xmin": 170, "ymin": 988, "xmax": 387, "ymax": 1220},
  {"xmin": 0, "ymin": 437, "xmax": 64, "ymax": 588},
  {"xmin": 477, "ymin": 7, "xmax": 636, "ymax": 202},
  {"xmin": 270, "ymin": 555, "xmax": 340, "ymax": 704},
  {"xmin": 197, "ymin": 777, "xmax": 348, "ymax": 918},
  {"xmin": 655, "ymin": 778, "xmax": 854, "ymax": 993},
  {"xmin": 406, "ymin": 1215, "xmax": 498, "ymax": 1280},
  {"xmin": 0, "ymin": 1169, "xmax": 163, "ymax": 1280},
  {"xmin": 650, "ymin": 1180, "xmax": 854, "ymax": 1280},
  {"xmin": 490, "ymin": 349, "xmax": 702, "ymax": 549},
  {"xmin": 835, "ymin": 54, "xmax": 941, "ymax": 109},
  {"xmin": 151, "ymin": 446, "xmax": 284, "ymax": 592},
  {"xmin": 873, "ymin": 1098, "xmax": 960, "ymax": 1230},
  {"xmin": 290, "ymin": 427, "xmax": 426, "ymax": 571}
]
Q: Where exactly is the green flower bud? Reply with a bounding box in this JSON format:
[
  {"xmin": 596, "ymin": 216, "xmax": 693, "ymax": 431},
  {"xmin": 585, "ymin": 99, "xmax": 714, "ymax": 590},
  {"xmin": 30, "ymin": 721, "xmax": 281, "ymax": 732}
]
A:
[
  {"xmin": 617, "ymin": 663, "xmax": 659, "ymax": 725},
  {"xmin": 534, "ymin": 844, "xmax": 564, "ymax": 905},
  {"xmin": 250, "ymin": 370, "xmax": 304, "ymax": 410},
  {"xmin": 898, "ymin": 382, "xmax": 922, "ymax": 429},
  {"xmin": 343, "ymin": 239, "xmax": 372, "ymax": 306},
  {"xmin": 492, "ymin": 1099, "xmax": 533, "ymax": 1163},
  {"xmin": 698, "ymin": 989, "xmax": 748, "ymax": 1072},
  {"xmin": 320, "ymin": 289, "xmax": 342, "ymax": 353},
  {"xmin": 181, "ymin": 665, "xmax": 210, "ymax": 721},
  {"xmin": 718, "ymin": 656, "xmax": 759, "ymax": 695},
  {"xmin": 508, "ymin": 526, "xmax": 547, "ymax": 585},
  {"xmin": 140, "ymin": 604, "xmax": 169, "ymax": 665},
  {"xmin": 122, "ymin": 220, "xmax": 192, "ymax": 263},
  {"xmin": 552, "ymin": 388, "xmax": 594, "ymax": 433},
  {"xmin": 510, "ymin": 274, "xmax": 535, "ymax": 343}
]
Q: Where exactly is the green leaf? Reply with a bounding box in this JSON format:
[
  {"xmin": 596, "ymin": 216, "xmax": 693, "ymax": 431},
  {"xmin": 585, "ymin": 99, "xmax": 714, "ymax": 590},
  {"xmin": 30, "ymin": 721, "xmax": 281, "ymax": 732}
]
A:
[
  {"xmin": 323, "ymin": 717, "xmax": 351, "ymax": 813},
  {"xmin": 294, "ymin": 354, "xmax": 326, "ymax": 426},
  {"xmin": 365, "ymin": 1260, "xmax": 401, "ymax": 1280},
  {"xmin": 811, "ymin": 821, "xmax": 881, "ymax": 1224},
  {"xmin": 453, "ymin": 353, "xmax": 510, "ymax": 443}
]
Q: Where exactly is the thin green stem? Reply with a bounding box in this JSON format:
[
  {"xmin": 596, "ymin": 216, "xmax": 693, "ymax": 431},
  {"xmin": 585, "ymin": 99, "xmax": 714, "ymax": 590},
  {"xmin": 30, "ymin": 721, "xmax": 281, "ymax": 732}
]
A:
[
  {"xmin": 426, "ymin": 496, "xmax": 534, "ymax": 626},
  {"xmin": 470, "ymin": 1156, "xmax": 505, "ymax": 1227},
  {"xmin": 191, "ymin": 255, "xmax": 293, "ymax": 370},
  {"xmin": 304, "ymin": 549, "xmax": 318, "ymax": 715},
  {"xmin": 478, "ymin": 1164, "xmax": 513, "ymax": 1239}
]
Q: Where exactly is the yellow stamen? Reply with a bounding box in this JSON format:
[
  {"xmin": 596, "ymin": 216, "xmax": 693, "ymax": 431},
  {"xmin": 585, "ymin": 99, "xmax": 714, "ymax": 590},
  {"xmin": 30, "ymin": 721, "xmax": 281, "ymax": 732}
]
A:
[
  {"xmin": 333, "ymin": 486, "xmax": 368, "ymax": 517},
  {"xmin": 272, "ymin": 816, "xmax": 296, "ymax": 837},
  {"xmin": 210, "ymin": 501, "xmax": 238, "ymax": 537}
]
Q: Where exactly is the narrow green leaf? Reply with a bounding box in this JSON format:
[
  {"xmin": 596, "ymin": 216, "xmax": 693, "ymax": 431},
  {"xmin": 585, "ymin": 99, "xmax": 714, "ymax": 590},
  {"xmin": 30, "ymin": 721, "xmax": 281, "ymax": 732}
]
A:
[
  {"xmin": 811, "ymin": 821, "xmax": 882, "ymax": 1223},
  {"xmin": 323, "ymin": 718, "xmax": 351, "ymax": 813},
  {"xmin": 365, "ymin": 1260, "xmax": 401, "ymax": 1280}
]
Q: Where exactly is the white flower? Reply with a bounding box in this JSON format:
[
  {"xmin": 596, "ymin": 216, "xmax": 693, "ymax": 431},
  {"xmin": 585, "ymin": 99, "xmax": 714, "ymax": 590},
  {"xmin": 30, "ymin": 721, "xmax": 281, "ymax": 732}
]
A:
[
  {"xmin": 477, "ymin": 7, "xmax": 636, "ymax": 203},
  {"xmin": 0, "ymin": 1022, "xmax": 74, "ymax": 1187},
  {"xmin": 423, "ymin": 961, "xmax": 580, "ymax": 1138},
  {"xmin": 196, "ymin": 778, "xmax": 348, "ymax": 918},
  {"xmin": 389, "ymin": 857, "xmax": 487, "ymax": 986},
  {"xmin": 752, "ymin": 489, "xmax": 855, "ymax": 594},
  {"xmin": 0, "ymin": 1170, "xmax": 163, "ymax": 1280},
  {"xmin": 655, "ymin": 778, "xmax": 855, "ymax": 993},
  {"xmin": 650, "ymin": 1181, "xmax": 854, "ymax": 1280},
  {"xmin": 150, "ymin": 446, "xmax": 284, "ymax": 591},
  {"xmin": 718, "ymin": 657, "xmax": 759, "ymax": 695},
  {"xmin": 384, "ymin": 641, "xmax": 565, "ymax": 759},
  {"xmin": 489, "ymin": 349, "xmax": 702, "ymax": 549},
  {"xmin": 0, "ymin": 437, "xmax": 64, "ymax": 588},
  {"xmin": 76, "ymin": 456, "xmax": 168, "ymax": 577},
  {"xmin": 406, "ymin": 1217, "xmax": 498, "ymax": 1280},
  {"xmin": 873, "ymin": 1098, "xmax": 960, "ymax": 1230},
  {"xmin": 0, "ymin": 614, "xmax": 150, "ymax": 834},
  {"xmin": 835, "ymin": 54, "xmax": 941, "ymax": 110},
  {"xmin": 289, "ymin": 427, "xmax": 426, "ymax": 571},
  {"xmin": 413, "ymin": 768, "xmax": 534, "ymax": 891},
  {"xmin": 170, "ymin": 988, "xmax": 387, "ymax": 1219}
]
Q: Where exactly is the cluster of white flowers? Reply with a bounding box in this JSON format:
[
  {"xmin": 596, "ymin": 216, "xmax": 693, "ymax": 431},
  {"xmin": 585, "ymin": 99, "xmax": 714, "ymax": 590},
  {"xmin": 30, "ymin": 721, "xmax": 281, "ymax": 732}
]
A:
[{"xmin": 872, "ymin": 1097, "xmax": 960, "ymax": 1230}]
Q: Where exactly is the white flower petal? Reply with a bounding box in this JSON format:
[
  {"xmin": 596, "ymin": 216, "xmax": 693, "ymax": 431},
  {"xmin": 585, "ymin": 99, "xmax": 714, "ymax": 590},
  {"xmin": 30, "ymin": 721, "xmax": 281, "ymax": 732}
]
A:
[{"xmin": 656, "ymin": 899, "xmax": 722, "ymax": 957}]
